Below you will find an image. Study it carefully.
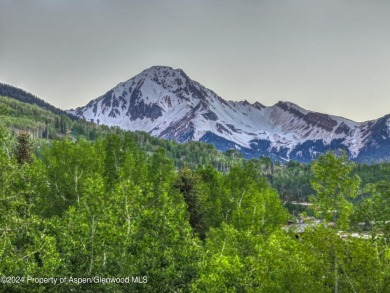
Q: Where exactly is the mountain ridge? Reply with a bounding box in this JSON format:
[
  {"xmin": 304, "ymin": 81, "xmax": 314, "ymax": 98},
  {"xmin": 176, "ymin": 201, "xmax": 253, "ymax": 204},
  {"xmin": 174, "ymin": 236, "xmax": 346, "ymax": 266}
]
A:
[
  {"xmin": 69, "ymin": 66, "xmax": 390, "ymax": 162},
  {"xmin": 4, "ymin": 66, "xmax": 383, "ymax": 163}
]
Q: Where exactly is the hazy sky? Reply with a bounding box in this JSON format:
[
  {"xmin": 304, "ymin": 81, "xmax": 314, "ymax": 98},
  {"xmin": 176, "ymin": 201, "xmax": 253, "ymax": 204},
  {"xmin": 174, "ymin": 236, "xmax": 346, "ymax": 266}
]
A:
[{"xmin": 1, "ymin": 0, "xmax": 389, "ymax": 122}]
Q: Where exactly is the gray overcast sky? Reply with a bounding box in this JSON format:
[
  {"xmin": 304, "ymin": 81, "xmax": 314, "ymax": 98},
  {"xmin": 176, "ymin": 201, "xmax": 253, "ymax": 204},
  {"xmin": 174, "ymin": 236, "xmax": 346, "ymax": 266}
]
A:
[{"xmin": 1, "ymin": 0, "xmax": 389, "ymax": 122}]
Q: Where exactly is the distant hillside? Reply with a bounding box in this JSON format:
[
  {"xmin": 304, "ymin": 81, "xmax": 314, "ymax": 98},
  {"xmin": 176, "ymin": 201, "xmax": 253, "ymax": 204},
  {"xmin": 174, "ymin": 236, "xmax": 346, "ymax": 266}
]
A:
[
  {"xmin": 0, "ymin": 83, "xmax": 76, "ymax": 119},
  {"xmin": 0, "ymin": 95, "xmax": 75, "ymax": 139},
  {"xmin": 2, "ymin": 86, "xmax": 390, "ymax": 204},
  {"xmin": 0, "ymin": 92, "xmax": 245, "ymax": 170}
]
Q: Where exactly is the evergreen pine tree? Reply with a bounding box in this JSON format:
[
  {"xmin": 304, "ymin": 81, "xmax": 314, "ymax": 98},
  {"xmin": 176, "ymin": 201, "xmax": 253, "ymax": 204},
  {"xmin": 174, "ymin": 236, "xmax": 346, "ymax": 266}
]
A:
[{"xmin": 16, "ymin": 132, "xmax": 33, "ymax": 164}]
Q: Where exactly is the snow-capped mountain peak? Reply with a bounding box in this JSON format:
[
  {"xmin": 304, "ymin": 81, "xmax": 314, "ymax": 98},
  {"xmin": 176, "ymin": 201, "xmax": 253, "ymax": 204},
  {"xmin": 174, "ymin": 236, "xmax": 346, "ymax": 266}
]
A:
[{"xmin": 70, "ymin": 66, "xmax": 390, "ymax": 162}]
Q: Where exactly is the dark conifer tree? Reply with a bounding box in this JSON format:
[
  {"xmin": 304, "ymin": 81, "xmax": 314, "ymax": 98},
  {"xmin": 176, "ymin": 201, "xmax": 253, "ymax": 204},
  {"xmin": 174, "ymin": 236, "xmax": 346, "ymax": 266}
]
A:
[
  {"xmin": 16, "ymin": 132, "xmax": 33, "ymax": 164},
  {"xmin": 174, "ymin": 167, "xmax": 206, "ymax": 240}
]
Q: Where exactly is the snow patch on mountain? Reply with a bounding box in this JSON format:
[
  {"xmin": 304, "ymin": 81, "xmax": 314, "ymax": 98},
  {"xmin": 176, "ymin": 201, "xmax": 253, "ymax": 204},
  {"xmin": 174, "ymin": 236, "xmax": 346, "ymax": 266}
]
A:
[{"xmin": 70, "ymin": 66, "xmax": 390, "ymax": 162}]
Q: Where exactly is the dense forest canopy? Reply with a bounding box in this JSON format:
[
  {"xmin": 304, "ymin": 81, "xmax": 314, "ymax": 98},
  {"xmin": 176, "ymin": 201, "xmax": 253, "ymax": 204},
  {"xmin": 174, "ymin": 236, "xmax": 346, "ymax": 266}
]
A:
[{"xmin": 1, "ymin": 93, "xmax": 390, "ymax": 291}]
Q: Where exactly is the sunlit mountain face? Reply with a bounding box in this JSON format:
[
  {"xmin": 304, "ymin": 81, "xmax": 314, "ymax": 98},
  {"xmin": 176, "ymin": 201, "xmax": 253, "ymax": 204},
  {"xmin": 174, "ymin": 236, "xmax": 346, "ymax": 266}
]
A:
[{"xmin": 70, "ymin": 66, "xmax": 390, "ymax": 162}]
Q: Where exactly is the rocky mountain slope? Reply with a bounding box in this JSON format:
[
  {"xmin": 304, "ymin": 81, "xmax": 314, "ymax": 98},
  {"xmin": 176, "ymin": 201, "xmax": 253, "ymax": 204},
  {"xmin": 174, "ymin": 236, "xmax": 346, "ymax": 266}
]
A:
[{"xmin": 70, "ymin": 66, "xmax": 390, "ymax": 162}]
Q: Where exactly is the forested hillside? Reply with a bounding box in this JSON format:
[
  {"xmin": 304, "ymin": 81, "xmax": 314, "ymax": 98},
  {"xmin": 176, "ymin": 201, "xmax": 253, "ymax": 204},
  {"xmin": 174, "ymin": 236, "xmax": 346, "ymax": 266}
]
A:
[
  {"xmin": 0, "ymin": 83, "xmax": 75, "ymax": 118},
  {"xmin": 1, "ymin": 108, "xmax": 390, "ymax": 291},
  {"xmin": 1, "ymin": 93, "xmax": 390, "ymax": 203}
]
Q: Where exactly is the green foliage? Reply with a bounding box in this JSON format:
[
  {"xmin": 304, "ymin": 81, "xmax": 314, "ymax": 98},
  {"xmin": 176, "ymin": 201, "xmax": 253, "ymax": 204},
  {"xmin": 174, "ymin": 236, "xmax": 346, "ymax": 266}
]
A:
[
  {"xmin": 40, "ymin": 139, "xmax": 101, "ymax": 216},
  {"xmin": 15, "ymin": 132, "xmax": 33, "ymax": 165},
  {"xmin": 224, "ymin": 162, "xmax": 288, "ymax": 234},
  {"xmin": 301, "ymin": 226, "xmax": 389, "ymax": 292},
  {"xmin": 174, "ymin": 167, "xmax": 207, "ymax": 240},
  {"xmin": 310, "ymin": 152, "xmax": 360, "ymax": 229},
  {"xmin": 0, "ymin": 102, "xmax": 12, "ymax": 154},
  {"xmin": 272, "ymin": 160, "xmax": 313, "ymax": 202},
  {"xmin": 352, "ymin": 181, "xmax": 390, "ymax": 239},
  {"xmin": 195, "ymin": 164, "xmax": 226, "ymax": 229},
  {"xmin": 0, "ymin": 151, "xmax": 61, "ymax": 292},
  {"xmin": 0, "ymin": 83, "xmax": 72, "ymax": 117},
  {"xmin": 1, "ymin": 97, "xmax": 390, "ymax": 291},
  {"xmin": 352, "ymin": 162, "xmax": 390, "ymax": 186},
  {"xmin": 193, "ymin": 226, "xmax": 327, "ymax": 292}
]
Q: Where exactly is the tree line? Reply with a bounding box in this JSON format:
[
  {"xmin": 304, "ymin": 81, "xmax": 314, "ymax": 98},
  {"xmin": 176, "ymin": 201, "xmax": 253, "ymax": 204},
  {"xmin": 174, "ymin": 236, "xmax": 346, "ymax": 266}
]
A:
[{"xmin": 0, "ymin": 125, "xmax": 389, "ymax": 292}]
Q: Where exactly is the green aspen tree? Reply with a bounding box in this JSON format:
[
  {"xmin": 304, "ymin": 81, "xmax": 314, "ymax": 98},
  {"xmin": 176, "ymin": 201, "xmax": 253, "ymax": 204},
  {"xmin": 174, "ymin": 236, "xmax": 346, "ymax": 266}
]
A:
[{"xmin": 310, "ymin": 152, "xmax": 360, "ymax": 230}]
